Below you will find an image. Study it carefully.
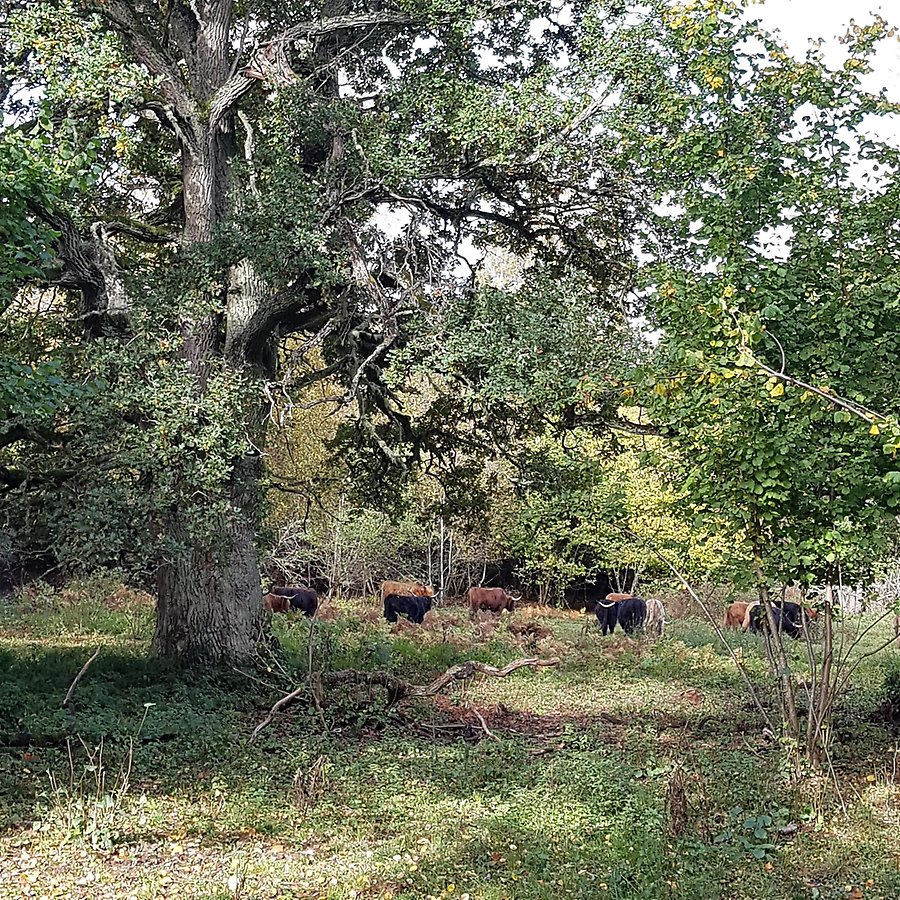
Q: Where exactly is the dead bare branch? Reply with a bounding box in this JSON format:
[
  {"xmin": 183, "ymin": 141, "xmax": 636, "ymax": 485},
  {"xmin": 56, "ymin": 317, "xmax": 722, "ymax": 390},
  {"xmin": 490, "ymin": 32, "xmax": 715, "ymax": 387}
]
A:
[
  {"xmin": 470, "ymin": 704, "xmax": 498, "ymax": 741},
  {"xmin": 62, "ymin": 647, "xmax": 101, "ymax": 709},
  {"xmin": 250, "ymin": 656, "xmax": 560, "ymax": 741},
  {"xmin": 250, "ymin": 683, "xmax": 308, "ymax": 742}
]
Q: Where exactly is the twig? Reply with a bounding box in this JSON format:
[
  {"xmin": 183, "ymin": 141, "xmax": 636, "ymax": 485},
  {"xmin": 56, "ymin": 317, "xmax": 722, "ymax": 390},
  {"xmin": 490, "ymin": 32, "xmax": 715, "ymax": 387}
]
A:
[
  {"xmin": 835, "ymin": 627, "xmax": 900, "ymax": 698},
  {"xmin": 62, "ymin": 647, "xmax": 101, "ymax": 709},
  {"xmin": 470, "ymin": 705, "xmax": 498, "ymax": 741},
  {"xmin": 250, "ymin": 684, "xmax": 309, "ymax": 742},
  {"xmin": 752, "ymin": 356, "xmax": 886, "ymax": 423}
]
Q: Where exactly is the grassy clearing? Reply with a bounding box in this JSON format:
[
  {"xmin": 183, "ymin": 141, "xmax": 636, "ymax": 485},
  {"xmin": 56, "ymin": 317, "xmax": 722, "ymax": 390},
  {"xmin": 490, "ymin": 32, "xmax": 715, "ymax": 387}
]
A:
[{"xmin": 2, "ymin": 577, "xmax": 900, "ymax": 899}]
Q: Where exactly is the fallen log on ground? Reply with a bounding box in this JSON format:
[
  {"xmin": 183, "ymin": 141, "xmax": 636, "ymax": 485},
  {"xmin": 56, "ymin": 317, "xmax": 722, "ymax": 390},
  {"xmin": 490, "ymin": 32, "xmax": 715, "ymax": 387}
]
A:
[{"xmin": 250, "ymin": 656, "xmax": 560, "ymax": 743}]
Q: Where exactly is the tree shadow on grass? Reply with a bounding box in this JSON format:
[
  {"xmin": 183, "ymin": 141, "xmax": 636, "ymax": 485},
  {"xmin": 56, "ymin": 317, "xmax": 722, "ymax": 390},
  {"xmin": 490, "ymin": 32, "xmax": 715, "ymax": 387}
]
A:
[{"xmin": 0, "ymin": 643, "xmax": 264, "ymax": 829}]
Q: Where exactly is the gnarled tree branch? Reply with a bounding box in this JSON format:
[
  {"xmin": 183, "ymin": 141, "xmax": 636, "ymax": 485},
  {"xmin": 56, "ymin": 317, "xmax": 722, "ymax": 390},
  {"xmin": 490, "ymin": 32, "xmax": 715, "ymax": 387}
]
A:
[
  {"xmin": 208, "ymin": 10, "xmax": 423, "ymax": 128},
  {"xmin": 87, "ymin": 0, "xmax": 198, "ymax": 138},
  {"xmin": 250, "ymin": 655, "xmax": 560, "ymax": 741},
  {"xmin": 27, "ymin": 203, "xmax": 132, "ymax": 337}
]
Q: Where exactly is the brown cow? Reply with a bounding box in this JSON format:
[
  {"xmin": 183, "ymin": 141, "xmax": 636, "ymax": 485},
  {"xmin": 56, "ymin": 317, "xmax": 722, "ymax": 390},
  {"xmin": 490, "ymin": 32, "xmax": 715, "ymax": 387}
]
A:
[
  {"xmin": 264, "ymin": 593, "xmax": 291, "ymax": 613},
  {"xmin": 381, "ymin": 580, "xmax": 434, "ymax": 601},
  {"xmin": 466, "ymin": 586, "xmax": 515, "ymax": 616},
  {"xmin": 606, "ymin": 592, "xmax": 634, "ymax": 602},
  {"xmin": 723, "ymin": 601, "xmax": 750, "ymax": 629}
]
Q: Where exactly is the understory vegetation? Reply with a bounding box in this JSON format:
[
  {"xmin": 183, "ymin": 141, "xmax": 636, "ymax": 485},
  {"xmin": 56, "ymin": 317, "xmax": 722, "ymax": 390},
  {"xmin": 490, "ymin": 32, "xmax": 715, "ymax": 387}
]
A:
[{"xmin": 3, "ymin": 577, "xmax": 900, "ymax": 900}]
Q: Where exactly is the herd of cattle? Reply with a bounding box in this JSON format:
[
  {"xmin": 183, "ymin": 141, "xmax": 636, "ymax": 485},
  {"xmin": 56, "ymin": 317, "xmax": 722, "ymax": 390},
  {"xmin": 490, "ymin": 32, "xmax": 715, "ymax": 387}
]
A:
[
  {"xmin": 262, "ymin": 581, "xmax": 516, "ymax": 622},
  {"xmin": 722, "ymin": 599, "xmax": 817, "ymax": 638},
  {"xmin": 263, "ymin": 579, "xmax": 668, "ymax": 638},
  {"xmin": 263, "ymin": 577, "xmax": 820, "ymax": 644}
]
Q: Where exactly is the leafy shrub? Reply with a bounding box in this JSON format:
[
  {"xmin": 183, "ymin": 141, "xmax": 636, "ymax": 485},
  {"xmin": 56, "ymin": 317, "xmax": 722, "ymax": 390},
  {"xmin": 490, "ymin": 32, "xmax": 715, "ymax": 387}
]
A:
[{"xmin": 713, "ymin": 806, "xmax": 789, "ymax": 861}]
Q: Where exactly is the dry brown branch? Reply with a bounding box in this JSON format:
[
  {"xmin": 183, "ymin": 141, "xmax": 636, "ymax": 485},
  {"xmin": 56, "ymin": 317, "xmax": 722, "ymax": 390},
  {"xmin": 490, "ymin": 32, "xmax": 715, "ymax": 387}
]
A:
[
  {"xmin": 470, "ymin": 705, "xmax": 498, "ymax": 741},
  {"xmin": 405, "ymin": 657, "xmax": 561, "ymax": 698},
  {"xmin": 250, "ymin": 656, "xmax": 560, "ymax": 742},
  {"xmin": 62, "ymin": 647, "xmax": 101, "ymax": 709},
  {"xmin": 250, "ymin": 683, "xmax": 309, "ymax": 742}
]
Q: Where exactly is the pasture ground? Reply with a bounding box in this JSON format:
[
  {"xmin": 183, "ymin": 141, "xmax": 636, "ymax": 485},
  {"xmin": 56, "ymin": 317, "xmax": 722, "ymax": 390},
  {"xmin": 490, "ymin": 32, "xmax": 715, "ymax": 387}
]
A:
[{"xmin": 1, "ymin": 573, "xmax": 900, "ymax": 900}]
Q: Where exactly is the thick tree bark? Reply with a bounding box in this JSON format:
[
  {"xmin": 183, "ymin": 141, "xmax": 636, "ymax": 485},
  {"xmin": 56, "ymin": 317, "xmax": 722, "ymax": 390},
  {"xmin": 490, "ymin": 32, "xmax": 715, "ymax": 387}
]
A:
[
  {"xmin": 149, "ymin": 2, "xmax": 269, "ymax": 665},
  {"xmin": 151, "ymin": 496, "xmax": 264, "ymax": 664},
  {"xmin": 84, "ymin": 0, "xmax": 420, "ymax": 665},
  {"xmin": 151, "ymin": 222, "xmax": 269, "ymax": 663}
]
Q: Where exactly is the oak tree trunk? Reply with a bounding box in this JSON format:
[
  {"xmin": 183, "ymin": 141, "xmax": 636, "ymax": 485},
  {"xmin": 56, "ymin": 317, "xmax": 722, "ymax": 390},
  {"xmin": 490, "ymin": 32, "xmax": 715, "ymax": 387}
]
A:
[
  {"xmin": 152, "ymin": 72, "xmax": 268, "ymax": 662},
  {"xmin": 151, "ymin": 489, "xmax": 264, "ymax": 663}
]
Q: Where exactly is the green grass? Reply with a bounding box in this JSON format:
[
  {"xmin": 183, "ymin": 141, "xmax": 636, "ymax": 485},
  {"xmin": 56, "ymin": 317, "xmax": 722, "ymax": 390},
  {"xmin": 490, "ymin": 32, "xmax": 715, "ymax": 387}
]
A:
[{"xmin": 1, "ymin": 582, "xmax": 900, "ymax": 899}]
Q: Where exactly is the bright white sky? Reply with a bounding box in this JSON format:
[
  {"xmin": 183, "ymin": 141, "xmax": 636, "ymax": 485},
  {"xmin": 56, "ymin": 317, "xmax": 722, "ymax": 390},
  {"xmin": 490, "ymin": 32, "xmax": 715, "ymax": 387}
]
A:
[{"xmin": 752, "ymin": 0, "xmax": 900, "ymax": 108}]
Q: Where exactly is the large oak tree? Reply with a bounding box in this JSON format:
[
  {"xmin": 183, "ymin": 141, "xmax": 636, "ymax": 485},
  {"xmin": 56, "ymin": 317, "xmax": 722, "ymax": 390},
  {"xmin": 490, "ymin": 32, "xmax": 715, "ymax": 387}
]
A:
[{"xmin": 1, "ymin": 0, "xmax": 635, "ymax": 662}]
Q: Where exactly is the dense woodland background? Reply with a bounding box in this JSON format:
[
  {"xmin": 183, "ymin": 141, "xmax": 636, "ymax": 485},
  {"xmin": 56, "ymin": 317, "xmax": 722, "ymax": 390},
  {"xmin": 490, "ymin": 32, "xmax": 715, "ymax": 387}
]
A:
[
  {"xmin": 4, "ymin": 0, "xmax": 900, "ymax": 896},
  {"xmin": 2, "ymin": 0, "xmax": 899, "ymax": 637}
]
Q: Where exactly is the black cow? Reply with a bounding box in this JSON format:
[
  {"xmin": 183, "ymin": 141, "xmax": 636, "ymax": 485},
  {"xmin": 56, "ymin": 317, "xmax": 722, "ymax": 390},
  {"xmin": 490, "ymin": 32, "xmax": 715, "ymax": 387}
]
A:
[
  {"xmin": 617, "ymin": 597, "xmax": 647, "ymax": 636},
  {"xmin": 564, "ymin": 568, "xmax": 637, "ymax": 611},
  {"xmin": 747, "ymin": 602, "xmax": 804, "ymax": 639},
  {"xmin": 384, "ymin": 593, "xmax": 431, "ymax": 624},
  {"xmin": 748, "ymin": 604, "xmax": 783, "ymax": 636},
  {"xmin": 779, "ymin": 602, "xmax": 807, "ymax": 637},
  {"xmin": 595, "ymin": 598, "xmax": 619, "ymax": 635},
  {"xmin": 270, "ymin": 586, "xmax": 318, "ymax": 618}
]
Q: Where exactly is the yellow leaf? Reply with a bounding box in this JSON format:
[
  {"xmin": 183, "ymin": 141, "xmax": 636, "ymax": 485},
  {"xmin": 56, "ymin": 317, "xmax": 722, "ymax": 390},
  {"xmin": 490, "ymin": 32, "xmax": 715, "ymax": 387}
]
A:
[
  {"xmin": 866, "ymin": 774, "xmax": 876, "ymax": 782},
  {"xmin": 870, "ymin": 423, "xmax": 880, "ymax": 435},
  {"xmin": 770, "ymin": 382, "xmax": 785, "ymax": 397},
  {"xmin": 717, "ymin": 148, "xmax": 725, "ymax": 157}
]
